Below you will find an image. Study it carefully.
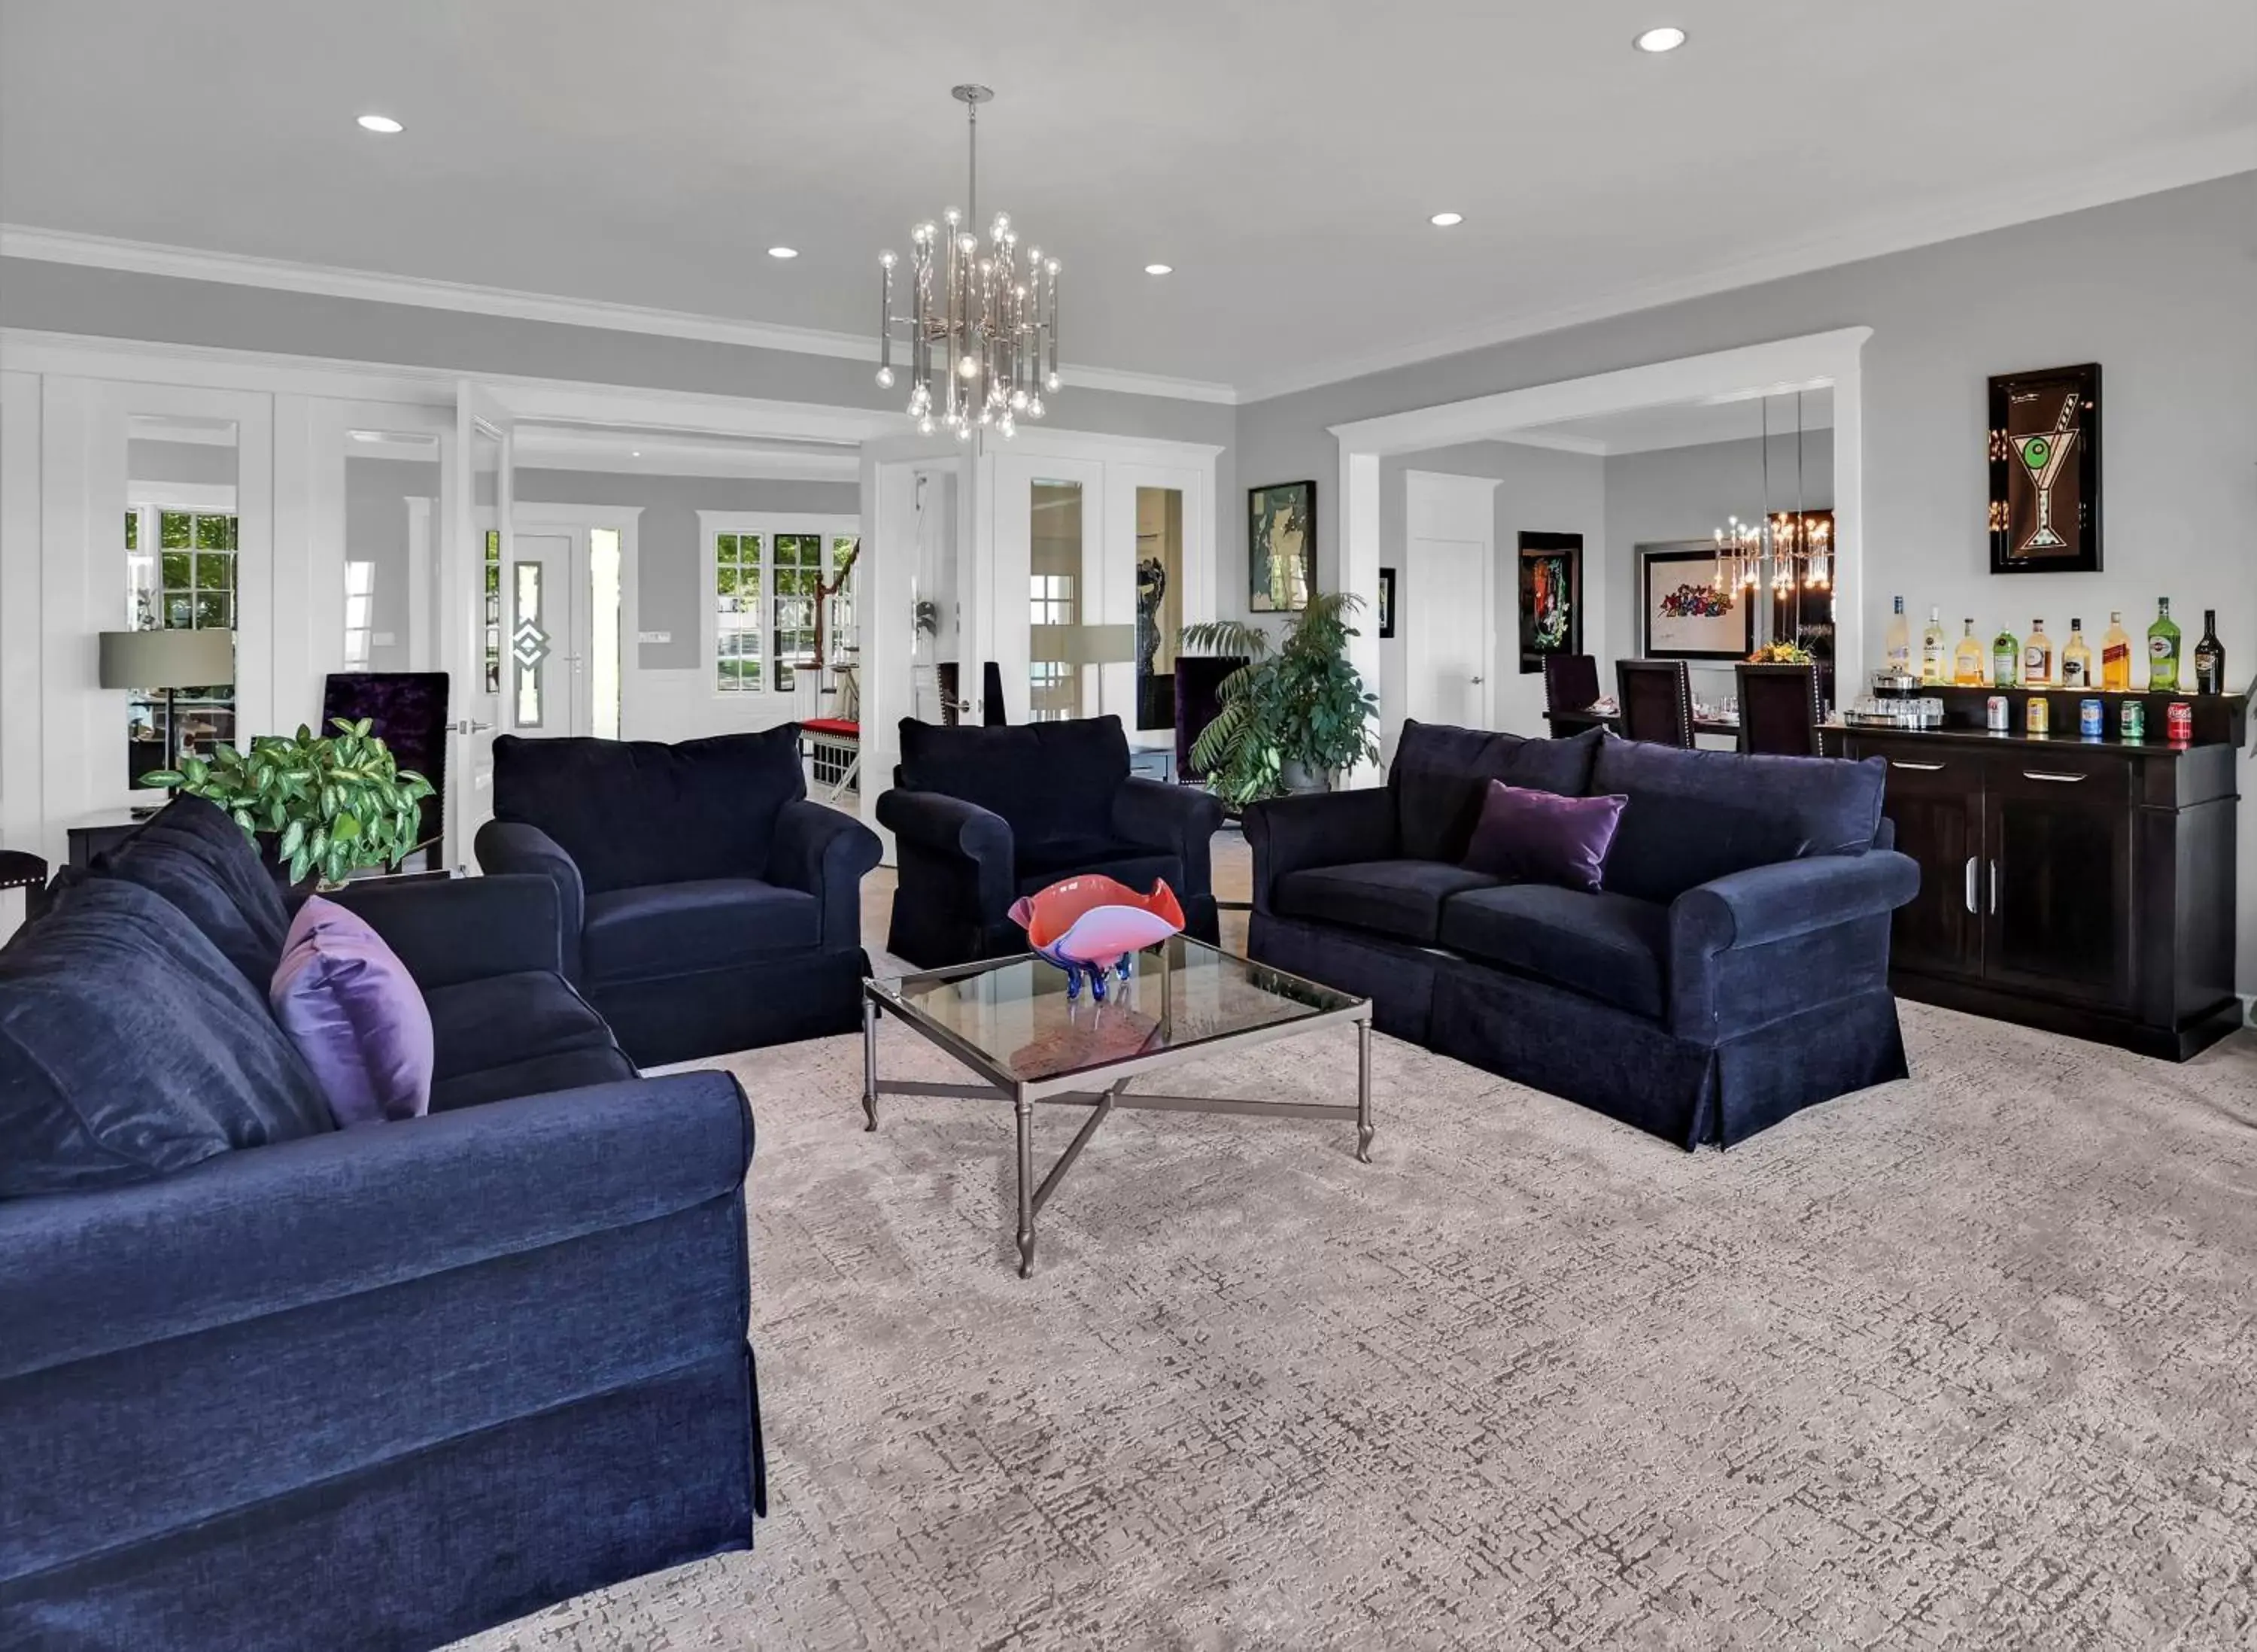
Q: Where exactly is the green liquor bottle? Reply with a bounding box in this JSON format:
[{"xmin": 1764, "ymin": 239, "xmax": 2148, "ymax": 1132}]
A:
[
  {"xmin": 2146, "ymin": 598, "xmax": 2182, "ymax": 691},
  {"xmin": 1991, "ymin": 624, "xmax": 2021, "ymax": 688}
]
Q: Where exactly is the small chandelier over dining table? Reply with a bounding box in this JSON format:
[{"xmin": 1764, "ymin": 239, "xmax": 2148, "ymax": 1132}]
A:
[
  {"xmin": 875, "ymin": 85, "xmax": 1060, "ymax": 443},
  {"xmin": 1711, "ymin": 391, "xmax": 1831, "ymax": 597}
]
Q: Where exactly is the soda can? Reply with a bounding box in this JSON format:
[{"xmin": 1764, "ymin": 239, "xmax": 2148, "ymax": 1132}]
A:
[
  {"xmin": 2025, "ymin": 696, "xmax": 2049, "ymax": 736},
  {"xmin": 2120, "ymin": 700, "xmax": 2146, "ymax": 742},
  {"xmin": 1986, "ymin": 695, "xmax": 2009, "ymax": 732},
  {"xmin": 2167, "ymin": 701, "xmax": 2193, "ymax": 744},
  {"xmin": 2079, "ymin": 698, "xmax": 2104, "ymax": 739}
]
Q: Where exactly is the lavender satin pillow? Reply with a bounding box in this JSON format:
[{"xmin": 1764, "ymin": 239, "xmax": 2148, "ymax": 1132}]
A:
[
  {"xmin": 1461, "ymin": 780, "xmax": 1627, "ymax": 894},
  {"xmin": 269, "ymin": 896, "xmax": 434, "ymax": 1127}
]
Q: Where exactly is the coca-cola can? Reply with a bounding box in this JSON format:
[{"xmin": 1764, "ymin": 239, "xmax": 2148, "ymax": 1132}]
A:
[{"xmin": 2167, "ymin": 701, "xmax": 2193, "ymax": 744}]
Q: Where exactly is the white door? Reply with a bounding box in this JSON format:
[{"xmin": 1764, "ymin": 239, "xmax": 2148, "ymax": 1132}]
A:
[
  {"xmin": 992, "ymin": 451, "xmax": 1105, "ymax": 724},
  {"xmin": 1404, "ymin": 470, "xmax": 1499, "ymax": 730},
  {"xmin": 443, "ymin": 381, "xmax": 513, "ymax": 870},
  {"xmin": 503, "ymin": 531, "xmax": 574, "ymax": 737}
]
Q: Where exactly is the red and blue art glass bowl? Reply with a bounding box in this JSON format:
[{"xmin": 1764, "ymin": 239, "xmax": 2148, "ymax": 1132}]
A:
[{"xmin": 1007, "ymin": 875, "xmax": 1186, "ymax": 1002}]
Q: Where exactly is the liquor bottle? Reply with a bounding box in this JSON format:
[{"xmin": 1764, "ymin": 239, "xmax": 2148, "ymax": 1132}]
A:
[
  {"xmin": 1920, "ymin": 606, "xmax": 1948, "ymax": 685},
  {"xmin": 1884, "ymin": 596, "xmax": 1911, "ymax": 675},
  {"xmin": 2060, "ymin": 618, "xmax": 2092, "ymax": 689},
  {"xmin": 2146, "ymin": 598, "xmax": 2182, "ymax": 691},
  {"xmin": 2022, "ymin": 618, "xmax": 2053, "ymax": 687},
  {"xmin": 1991, "ymin": 623, "xmax": 2021, "ymax": 688},
  {"xmin": 1953, "ymin": 618, "xmax": 1988, "ymax": 685},
  {"xmin": 2192, "ymin": 609, "xmax": 2225, "ymax": 694},
  {"xmin": 2101, "ymin": 611, "xmax": 2133, "ymax": 691}
]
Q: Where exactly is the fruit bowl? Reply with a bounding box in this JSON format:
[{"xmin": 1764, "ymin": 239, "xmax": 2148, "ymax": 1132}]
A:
[{"xmin": 1007, "ymin": 875, "xmax": 1185, "ymax": 1002}]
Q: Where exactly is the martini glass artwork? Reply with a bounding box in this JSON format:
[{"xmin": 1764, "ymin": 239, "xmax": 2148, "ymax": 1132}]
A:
[{"xmin": 2013, "ymin": 392, "xmax": 2081, "ymax": 554}]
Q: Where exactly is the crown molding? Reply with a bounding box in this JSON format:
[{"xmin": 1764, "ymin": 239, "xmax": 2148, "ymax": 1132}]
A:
[
  {"xmin": 0, "ymin": 225, "xmax": 1240, "ymax": 407},
  {"xmin": 1489, "ymin": 430, "xmax": 1608, "ymax": 457},
  {"xmin": 1241, "ymin": 131, "xmax": 2257, "ymax": 404}
]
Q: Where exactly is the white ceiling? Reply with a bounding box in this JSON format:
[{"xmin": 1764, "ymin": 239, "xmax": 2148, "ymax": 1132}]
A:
[
  {"xmin": 1508, "ymin": 386, "xmax": 1834, "ymax": 457},
  {"xmin": 3, "ymin": 1, "xmax": 2251, "ymax": 398}
]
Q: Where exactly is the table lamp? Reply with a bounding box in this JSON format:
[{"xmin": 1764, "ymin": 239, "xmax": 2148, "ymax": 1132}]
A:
[{"xmin": 99, "ymin": 627, "xmax": 235, "ymax": 782}]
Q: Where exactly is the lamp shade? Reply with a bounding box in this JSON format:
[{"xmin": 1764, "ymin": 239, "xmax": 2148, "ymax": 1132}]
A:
[{"xmin": 99, "ymin": 628, "xmax": 235, "ymax": 690}]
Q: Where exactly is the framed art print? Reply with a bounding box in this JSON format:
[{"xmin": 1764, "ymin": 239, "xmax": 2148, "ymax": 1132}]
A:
[
  {"xmin": 1378, "ymin": 566, "xmax": 1396, "ymax": 639},
  {"xmin": 1515, "ymin": 532, "xmax": 1581, "ymax": 673},
  {"xmin": 1248, "ymin": 481, "xmax": 1315, "ymax": 612},
  {"xmin": 1988, "ymin": 363, "xmax": 2101, "ymax": 574},
  {"xmin": 1640, "ymin": 543, "xmax": 1754, "ymax": 661}
]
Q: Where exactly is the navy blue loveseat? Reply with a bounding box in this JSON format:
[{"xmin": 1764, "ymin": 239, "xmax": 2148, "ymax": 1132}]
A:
[
  {"xmin": 0, "ymin": 797, "xmax": 762, "ymax": 1651},
  {"xmin": 1246, "ymin": 722, "xmax": 1919, "ymax": 1148},
  {"xmin": 477, "ymin": 727, "xmax": 882, "ymax": 1067}
]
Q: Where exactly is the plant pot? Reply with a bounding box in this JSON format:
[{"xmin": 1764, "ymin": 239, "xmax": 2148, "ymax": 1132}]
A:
[{"xmin": 1277, "ymin": 759, "xmax": 1332, "ymax": 796}]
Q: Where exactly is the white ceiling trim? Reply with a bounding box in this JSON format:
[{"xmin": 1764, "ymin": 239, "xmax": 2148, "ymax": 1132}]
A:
[
  {"xmin": 0, "ymin": 224, "xmax": 1241, "ymax": 408},
  {"xmin": 1488, "ymin": 430, "xmax": 1607, "ymax": 457},
  {"xmin": 1241, "ymin": 129, "xmax": 2257, "ymax": 404}
]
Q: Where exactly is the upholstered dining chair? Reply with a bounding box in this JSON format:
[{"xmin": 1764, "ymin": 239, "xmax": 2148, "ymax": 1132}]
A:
[
  {"xmin": 1542, "ymin": 653, "xmax": 1603, "ymax": 714},
  {"xmin": 1734, "ymin": 662, "xmax": 1826, "ymax": 756},
  {"xmin": 1615, "ymin": 659, "xmax": 1696, "ymax": 749}
]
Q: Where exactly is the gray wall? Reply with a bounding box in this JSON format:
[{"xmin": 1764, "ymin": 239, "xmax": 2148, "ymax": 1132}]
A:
[
  {"xmin": 127, "ymin": 438, "xmax": 238, "ymax": 488},
  {"xmin": 1236, "ymin": 170, "xmax": 2257, "ymax": 994},
  {"xmin": 1603, "ymin": 430, "xmax": 1834, "ymax": 701},
  {"xmin": 512, "ymin": 470, "xmax": 859, "ymax": 670}
]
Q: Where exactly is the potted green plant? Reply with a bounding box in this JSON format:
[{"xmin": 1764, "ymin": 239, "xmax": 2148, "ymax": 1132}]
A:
[
  {"xmin": 1181, "ymin": 591, "xmax": 1381, "ymax": 808},
  {"xmin": 141, "ymin": 718, "xmax": 436, "ymax": 890}
]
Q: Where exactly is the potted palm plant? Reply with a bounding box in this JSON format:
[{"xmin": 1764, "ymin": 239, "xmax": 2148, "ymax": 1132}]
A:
[
  {"xmin": 141, "ymin": 718, "xmax": 435, "ymax": 890},
  {"xmin": 1181, "ymin": 591, "xmax": 1381, "ymax": 809}
]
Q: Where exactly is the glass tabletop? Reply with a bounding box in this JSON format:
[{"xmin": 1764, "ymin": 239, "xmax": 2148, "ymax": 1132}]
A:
[{"xmin": 870, "ymin": 936, "xmax": 1365, "ymax": 1086}]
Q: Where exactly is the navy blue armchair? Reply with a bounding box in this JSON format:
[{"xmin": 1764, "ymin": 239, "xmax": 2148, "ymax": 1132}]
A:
[
  {"xmin": 0, "ymin": 799, "xmax": 761, "ymax": 1651},
  {"xmin": 877, "ymin": 714, "xmax": 1224, "ymax": 967},
  {"xmin": 477, "ymin": 727, "xmax": 882, "ymax": 1066}
]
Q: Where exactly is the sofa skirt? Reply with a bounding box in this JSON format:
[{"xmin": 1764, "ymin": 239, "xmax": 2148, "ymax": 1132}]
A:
[
  {"xmin": 594, "ymin": 945, "xmax": 870, "ymax": 1067},
  {"xmin": 1250, "ymin": 913, "xmax": 1908, "ymax": 1149}
]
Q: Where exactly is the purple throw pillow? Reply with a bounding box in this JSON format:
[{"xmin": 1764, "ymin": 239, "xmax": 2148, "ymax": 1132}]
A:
[
  {"xmin": 1461, "ymin": 780, "xmax": 1627, "ymax": 894},
  {"xmin": 269, "ymin": 896, "xmax": 434, "ymax": 1127}
]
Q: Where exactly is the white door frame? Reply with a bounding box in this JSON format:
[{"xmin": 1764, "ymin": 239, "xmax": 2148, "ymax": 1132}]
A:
[
  {"xmin": 1331, "ymin": 326, "xmax": 1872, "ymax": 783},
  {"xmin": 1403, "ymin": 469, "xmax": 1499, "ymax": 731},
  {"xmin": 512, "ymin": 503, "xmax": 644, "ymax": 739}
]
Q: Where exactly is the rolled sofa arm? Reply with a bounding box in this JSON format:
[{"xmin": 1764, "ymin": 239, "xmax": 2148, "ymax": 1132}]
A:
[
  {"xmin": 1112, "ymin": 778, "xmax": 1225, "ymax": 900},
  {"xmin": 326, "ymin": 873, "xmax": 562, "ymax": 988},
  {"xmin": 769, "ymin": 798, "xmax": 882, "ymax": 951},
  {"xmin": 1241, "ymin": 787, "xmax": 1399, "ymax": 915},
  {"xmin": 475, "ymin": 820, "xmax": 586, "ymax": 981}
]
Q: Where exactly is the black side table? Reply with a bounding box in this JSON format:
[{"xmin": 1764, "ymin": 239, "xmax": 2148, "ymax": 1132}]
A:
[{"xmin": 68, "ymin": 815, "xmax": 147, "ymax": 873}]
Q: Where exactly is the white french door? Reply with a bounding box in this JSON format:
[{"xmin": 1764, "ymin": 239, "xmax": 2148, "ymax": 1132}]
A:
[
  {"xmin": 444, "ymin": 381, "xmax": 514, "ymax": 870},
  {"xmin": 1404, "ymin": 470, "xmax": 1499, "ymax": 733}
]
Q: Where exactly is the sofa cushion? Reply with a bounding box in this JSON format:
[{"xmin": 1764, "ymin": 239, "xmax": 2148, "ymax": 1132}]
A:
[
  {"xmin": 269, "ymin": 896, "xmax": 435, "ymax": 1127},
  {"xmin": 95, "ymin": 794, "xmax": 290, "ymax": 989},
  {"xmin": 428, "ymin": 1045, "xmax": 640, "ymax": 1113},
  {"xmin": 1438, "ymin": 884, "xmax": 1670, "ymax": 1021},
  {"xmin": 1275, "ymin": 859, "xmax": 1501, "ymax": 945},
  {"xmin": 1390, "ymin": 721, "xmax": 1604, "ymax": 863},
  {"xmin": 1014, "ymin": 837, "xmax": 1183, "ymax": 899},
  {"xmin": 1462, "ymin": 782, "xmax": 1627, "ymax": 894},
  {"xmin": 899, "ymin": 715, "xmax": 1128, "ymax": 850},
  {"xmin": 582, "ymin": 879, "xmax": 822, "ymax": 983},
  {"xmin": 491, "ymin": 728, "xmax": 805, "ymax": 897},
  {"xmin": 424, "ymin": 970, "xmax": 618, "ymax": 1083},
  {"xmin": 1592, "ymin": 738, "xmax": 1886, "ymax": 906},
  {"xmin": 0, "ymin": 879, "xmax": 333, "ymax": 1199}
]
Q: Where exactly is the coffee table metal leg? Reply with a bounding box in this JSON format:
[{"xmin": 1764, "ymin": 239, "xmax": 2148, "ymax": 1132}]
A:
[
  {"xmin": 1356, "ymin": 1017, "xmax": 1374, "ymax": 1163},
  {"xmin": 1015, "ymin": 1086, "xmax": 1036, "ymax": 1277},
  {"xmin": 861, "ymin": 996, "xmax": 879, "ymax": 1132}
]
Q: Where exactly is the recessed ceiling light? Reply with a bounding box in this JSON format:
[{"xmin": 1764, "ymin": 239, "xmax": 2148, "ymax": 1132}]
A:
[
  {"xmin": 1144, "ymin": 263, "xmax": 1174, "ymax": 275},
  {"xmin": 1633, "ymin": 26, "xmax": 1687, "ymax": 53},
  {"xmin": 630, "ymin": 450, "xmax": 642, "ymax": 457},
  {"xmin": 1429, "ymin": 211, "xmax": 1465, "ymax": 227},
  {"xmin": 767, "ymin": 246, "xmax": 799, "ymax": 260},
  {"xmin": 356, "ymin": 114, "xmax": 403, "ymax": 134}
]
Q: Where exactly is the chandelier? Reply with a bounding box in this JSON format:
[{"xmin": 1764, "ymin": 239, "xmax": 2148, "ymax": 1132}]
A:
[
  {"xmin": 876, "ymin": 85, "xmax": 1059, "ymax": 442},
  {"xmin": 1710, "ymin": 391, "xmax": 1830, "ymax": 597}
]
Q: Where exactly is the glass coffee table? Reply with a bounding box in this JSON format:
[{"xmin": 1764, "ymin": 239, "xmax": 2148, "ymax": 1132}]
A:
[{"xmin": 861, "ymin": 937, "xmax": 1373, "ymax": 1277}]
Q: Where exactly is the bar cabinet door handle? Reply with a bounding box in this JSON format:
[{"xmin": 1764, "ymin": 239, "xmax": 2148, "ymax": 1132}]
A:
[
  {"xmin": 2021, "ymin": 770, "xmax": 2088, "ymax": 783},
  {"xmin": 1964, "ymin": 856, "xmax": 1979, "ymax": 915},
  {"xmin": 1890, "ymin": 759, "xmax": 1946, "ymax": 772},
  {"xmin": 1989, "ymin": 859, "xmax": 2000, "ymax": 915}
]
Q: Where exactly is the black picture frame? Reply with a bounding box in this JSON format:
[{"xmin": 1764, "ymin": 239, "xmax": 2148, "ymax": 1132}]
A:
[
  {"xmin": 1377, "ymin": 567, "xmax": 1396, "ymax": 639},
  {"xmin": 1988, "ymin": 362, "xmax": 2101, "ymax": 575},
  {"xmin": 1640, "ymin": 544, "xmax": 1756, "ymax": 661},
  {"xmin": 1247, "ymin": 480, "xmax": 1317, "ymax": 612},
  {"xmin": 1515, "ymin": 532, "xmax": 1582, "ymax": 673}
]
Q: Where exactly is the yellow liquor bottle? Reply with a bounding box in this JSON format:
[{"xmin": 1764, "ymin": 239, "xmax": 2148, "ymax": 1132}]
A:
[
  {"xmin": 2100, "ymin": 611, "xmax": 2133, "ymax": 691},
  {"xmin": 1952, "ymin": 618, "xmax": 1988, "ymax": 685},
  {"xmin": 2060, "ymin": 618, "xmax": 2093, "ymax": 689}
]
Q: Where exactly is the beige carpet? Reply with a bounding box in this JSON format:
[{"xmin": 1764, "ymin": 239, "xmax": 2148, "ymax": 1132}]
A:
[{"xmin": 456, "ymin": 1005, "xmax": 2257, "ymax": 1651}]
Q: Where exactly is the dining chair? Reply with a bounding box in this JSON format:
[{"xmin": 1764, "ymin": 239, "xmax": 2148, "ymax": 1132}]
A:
[
  {"xmin": 1542, "ymin": 653, "xmax": 1602, "ymax": 713},
  {"xmin": 1615, "ymin": 659, "xmax": 1695, "ymax": 749},
  {"xmin": 1733, "ymin": 662, "xmax": 1826, "ymax": 756}
]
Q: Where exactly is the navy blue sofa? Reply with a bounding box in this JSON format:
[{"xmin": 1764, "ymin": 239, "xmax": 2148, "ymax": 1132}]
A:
[
  {"xmin": 0, "ymin": 797, "xmax": 761, "ymax": 1650},
  {"xmin": 1246, "ymin": 722, "xmax": 1920, "ymax": 1148},
  {"xmin": 876, "ymin": 714, "xmax": 1225, "ymax": 968},
  {"xmin": 477, "ymin": 727, "xmax": 882, "ymax": 1067}
]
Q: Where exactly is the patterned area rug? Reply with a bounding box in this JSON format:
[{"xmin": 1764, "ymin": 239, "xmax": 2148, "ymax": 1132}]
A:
[{"xmin": 456, "ymin": 1004, "xmax": 2257, "ymax": 1650}]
